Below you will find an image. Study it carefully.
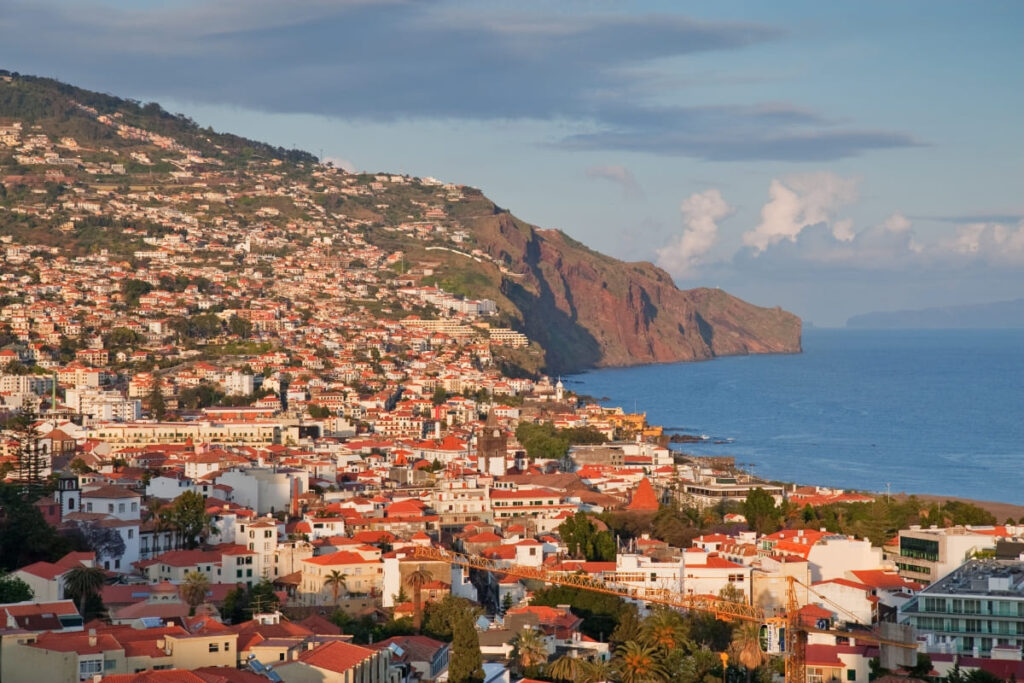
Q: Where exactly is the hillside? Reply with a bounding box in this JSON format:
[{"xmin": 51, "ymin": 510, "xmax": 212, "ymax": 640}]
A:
[
  {"xmin": 847, "ymin": 299, "xmax": 1024, "ymax": 330},
  {"xmin": 0, "ymin": 71, "xmax": 800, "ymax": 374}
]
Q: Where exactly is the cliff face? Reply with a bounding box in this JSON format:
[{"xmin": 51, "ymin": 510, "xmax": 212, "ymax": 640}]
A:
[{"xmin": 466, "ymin": 209, "xmax": 802, "ymax": 373}]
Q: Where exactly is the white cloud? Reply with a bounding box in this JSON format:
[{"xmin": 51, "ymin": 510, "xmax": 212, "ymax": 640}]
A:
[
  {"xmin": 939, "ymin": 221, "xmax": 1024, "ymax": 266},
  {"xmin": 585, "ymin": 164, "xmax": 643, "ymax": 199},
  {"xmin": 883, "ymin": 212, "xmax": 911, "ymax": 233},
  {"xmin": 656, "ymin": 189, "xmax": 732, "ymax": 277},
  {"xmin": 742, "ymin": 171, "xmax": 858, "ymax": 252}
]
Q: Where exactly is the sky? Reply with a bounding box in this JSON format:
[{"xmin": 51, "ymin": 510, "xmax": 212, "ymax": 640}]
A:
[{"xmin": 2, "ymin": 0, "xmax": 1022, "ymax": 326}]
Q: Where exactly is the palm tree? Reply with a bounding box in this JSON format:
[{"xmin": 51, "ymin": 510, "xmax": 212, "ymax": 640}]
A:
[
  {"xmin": 547, "ymin": 654, "xmax": 582, "ymax": 682},
  {"xmin": 404, "ymin": 565, "xmax": 433, "ymax": 632},
  {"xmin": 729, "ymin": 621, "xmax": 766, "ymax": 683},
  {"xmin": 323, "ymin": 570, "xmax": 348, "ymax": 607},
  {"xmin": 578, "ymin": 658, "xmax": 615, "ymax": 683},
  {"xmin": 63, "ymin": 565, "xmax": 107, "ymax": 618},
  {"xmin": 511, "ymin": 627, "xmax": 548, "ymax": 676},
  {"xmin": 181, "ymin": 571, "xmax": 210, "ymax": 615},
  {"xmin": 641, "ymin": 608, "xmax": 690, "ymax": 651},
  {"xmin": 615, "ymin": 640, "xmax": 668, "ymax": 683}
]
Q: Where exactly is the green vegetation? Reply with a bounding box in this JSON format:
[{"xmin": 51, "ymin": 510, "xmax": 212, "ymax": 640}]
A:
[
  {"xmin": 330, "ymin": 611, "xmax": 415, "ymax": 644},
  {"xmin": 0, "ymin": 71, "xmax": 318, "ymax": 164},
  {"xmin": 530, "ymin": 585, "xmax": 633, "ymax": 641},
  {"xmin": 0, "ymin": 573, "xmax": 34, "ymax": 602},
  {"xmin": 221, "ymin": 579, "xmax": 281, "ymax": 624},
  {"xmin": 558, "ymin": 512, "xmax": 616, "ymax": 561},
  {"xmin": 515, "ymin": 421, "xmax": 607, "ymax": 461}
]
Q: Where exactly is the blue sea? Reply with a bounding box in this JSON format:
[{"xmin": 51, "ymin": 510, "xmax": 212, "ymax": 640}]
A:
[{"xmin": 570, "ymin": 329, "xmax": 1024, "ymax": 505}]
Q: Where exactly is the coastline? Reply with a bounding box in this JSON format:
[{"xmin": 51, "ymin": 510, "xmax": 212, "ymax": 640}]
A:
[{"xmin": 573, "ymin": 329, "xmax": 1024, "ymax": 506}]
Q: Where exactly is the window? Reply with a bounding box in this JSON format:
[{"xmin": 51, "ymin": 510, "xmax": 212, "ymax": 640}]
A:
[
  {"xmin": 131, "ymin": 502, "xmax": 138, "ymax": 512},
  {"xmin": 237, "ymin": 569, "xmax": 243, "ymax": 578},
  {"xmin": 86, "ymin": 502, "xmax": 93, "ymax": 512},
  {"xmin": 247, "ymin": 569, "xmax": 253, "ymax": 578},
  {"xmin": 115, "ymin": 559, "xmax": 120, "ymax": 569},
  {"xmin": 80, "ymin": 660, "xmax": 102, "ymax": 677},
  {"xmin": 108, "ymin": 504, "xmax": 114, "ymax": 513},
  {"xmin": 209, "ymin": 643, "xmax": 219, "ymax": 653},
  {"xmin": 128, "ymin": 529, "xmax": 134, "ymax": 539},
  {"xmin": 279, "ymin": 653, "xmax": 286, "ymax": 661},
  {"xmin": 68, "ymin": 498, "xmax": 75, "ymax": 509},
  {"xmin": 119, "ymin": 503, "xmax": 125, "ymax": 513},
  {"xmin": 224, "ymin": 642, "xmax": 230, "ymax": 651},
  {"xmin": 847, "ymin": 671, "xmax": 856, "ymax": 682},
  {"xmin": 265, "ymin": 530, "xmax": 272, "ymax": 538}
]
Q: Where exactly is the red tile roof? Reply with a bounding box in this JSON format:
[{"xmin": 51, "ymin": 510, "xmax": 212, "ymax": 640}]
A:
[
  {"xmin": 294, "ymin": 640, "xmax": 377, "ymax": 673},
  {"xmin": 626, "ymin": 477, "xmax": 659, "ymax": 511}
]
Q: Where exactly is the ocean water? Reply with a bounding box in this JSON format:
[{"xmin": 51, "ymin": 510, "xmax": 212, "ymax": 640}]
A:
[{"xmin": 570, "ymin": 329, "xmax": 1024, "ymax": 504}]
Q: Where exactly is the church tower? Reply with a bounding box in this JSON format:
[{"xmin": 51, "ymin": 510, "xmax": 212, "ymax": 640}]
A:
[
  {"xmin": 476, "ymin": 410, "xmax": 507, "ymax": 476},
  {"xmin": 55, "ymin": 468, "xmax": 80, "ymax": 520}
]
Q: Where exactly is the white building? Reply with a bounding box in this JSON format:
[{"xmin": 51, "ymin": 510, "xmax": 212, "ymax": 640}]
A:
[
  {"xmin": 222, "ymin": 371, "xmax": 254, "ymax": 396},
  {"xmin": 901, "ymin": 559, "xmax": 1024, "ymax": 658},
  {"xmin": 885, "ymin": 525, "xmax": 1009, "ymax": 586},
  {"xmin": 681, "ymin": 548, "xmax": 752, "ymax": 600},
  {"xmin": 215, "ymin": 467, "xmax": 306, "ymax": 515}
]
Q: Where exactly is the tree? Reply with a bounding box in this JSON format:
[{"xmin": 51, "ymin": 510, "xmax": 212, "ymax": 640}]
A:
[
  {"xmin": 422, "ymin": 596, "xmax": 482, "ymax": 641},
  {"xmin": 671, "ymin": 645, "xmax": 721, "ymax": 683},
  {"xmin": 9, "ymin": 401, "xmax": 46, "ymax": 496},
  {"xmin": 548, "ymin": 654, "xmax": 583, "ymax": 682},
  {"xmin": 0, "ymin": 573, "xmax": 33, "ymax": 602},
  {"xmin": 148, "ymin": 373, "xmax": 166, "ymax": 420},
  {"xmin": 103, "ymin": 327, "xmax": 141, "ymax": 350},
  {"xmin": 729, "ymin": 621, "xmax": 765, "ymax": 683},
  {"xmin": 718, "ymin": 582, "xmax": 746, "ymax": 605},
  {"xmin": 640, "ymin": 608, "xmax": 689, "ymax": 651},
  {"xmin": 324, "ymin": 569, "xmax": 348, "ymax": 607},
  {"xmin": 121, "ymin": 279, "xmax": 152, "ymax": 307},
  {"xmin": 615, "ymin": 640, "xmax": 668, "ymax": 683},
  {"xmin": 531, "ymin": 584, "xmax": 634, "ymax": 642},
  {"xmin": 181, "ymin": 571, "xmax": 210, "ymax": 615},
  {"xmin": 448, "ymin": 610, "xmax": 484, "ymax": 683},
  {"xmin": 559, "ymin": 512, "xmax": 597, "ymax": 559},
  {"xmin": 406, "ymin": 565, "xmax": 434, "ymax": 632},
  {"xmin": 308, "ymin": 403, "xmax": 332, "ymax": 419},
  {"xmin": 228, "ymin": 315, "xmax": 253, "ymax": 338},
  {"xmin": 69, "ymin": 457, "xmax": 92, "ymax": 475},
  {"xmin": 578, "ymin": 658, "xmax": 615, "ymax": 683},
  {"xmin": 170, "ymin": 490, "xmax": 214, "ymax": 549},
  {"xmin": 511, "ymin": 627, "xmax": 548, "ymax": 676},
  {"xmin": 0, "ymin": 483, "xmax": 77, "ymax": 571},
  {"xmin": 743, "ymin": 488, "xmax": 779, "ymax": 535},
  {"xmin": 63, "ymin": 565, "xmax": 106, "ymax": 618},
  {"xmin": 66, "ymin": 520, "xmax": 126, "ymax": 563},
  {"xmin": 431, "ymin": 386, "xmax": 448, "ymax": 406}
]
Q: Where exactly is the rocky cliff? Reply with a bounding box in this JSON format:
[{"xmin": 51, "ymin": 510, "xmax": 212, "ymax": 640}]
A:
[{"xmin": 462, "ymin": 203, "xmax": 802, "ymax": 373}]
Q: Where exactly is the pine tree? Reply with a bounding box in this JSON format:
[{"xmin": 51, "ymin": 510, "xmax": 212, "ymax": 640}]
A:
[
  {"xmin": 10, "ymin": 400, "xmax": 45, "ymax": 497},
  {"xmin": 448, "ymin": 612, "xmax": 484, "ymax": 683},
  {"xmin": 148, "ymin": 372, "xmax": 166, "ymax": 420}
]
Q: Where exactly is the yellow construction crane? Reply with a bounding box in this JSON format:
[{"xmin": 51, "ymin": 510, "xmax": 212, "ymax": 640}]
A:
[{"xmin": 410, "ymin": 545, "xmax": 917, "ymax": 683}]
